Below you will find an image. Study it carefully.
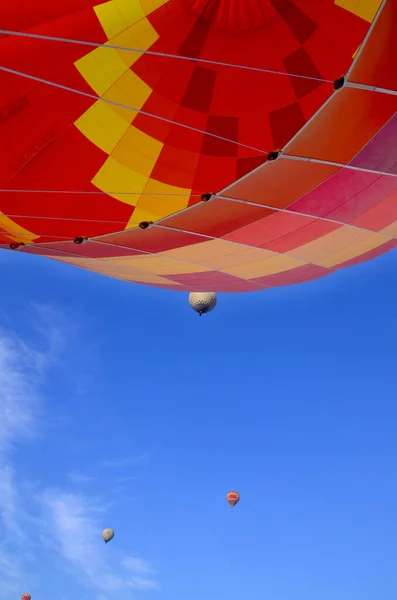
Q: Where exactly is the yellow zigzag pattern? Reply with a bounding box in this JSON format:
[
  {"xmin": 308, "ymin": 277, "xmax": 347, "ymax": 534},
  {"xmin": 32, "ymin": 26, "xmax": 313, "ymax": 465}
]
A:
[{"xmin": 73, "ymin": 0, "xmax": 190, "ymax": 230}]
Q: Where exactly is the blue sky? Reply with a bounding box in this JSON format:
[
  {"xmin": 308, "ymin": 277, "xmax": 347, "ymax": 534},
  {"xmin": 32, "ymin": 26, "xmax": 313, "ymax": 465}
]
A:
[{"xmin": 0, "ymin": 246, "xmax": 396, "ymax": 600}]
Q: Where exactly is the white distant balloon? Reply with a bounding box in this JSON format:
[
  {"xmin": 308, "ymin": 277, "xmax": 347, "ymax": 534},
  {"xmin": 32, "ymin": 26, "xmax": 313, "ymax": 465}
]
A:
[
  {"xmin": 189, "ymin": 292, "xmax": 217, "ymax": 316},
  {"xmin": 102, "ymin": 528, "xmax": 114, "ymax": 544}
]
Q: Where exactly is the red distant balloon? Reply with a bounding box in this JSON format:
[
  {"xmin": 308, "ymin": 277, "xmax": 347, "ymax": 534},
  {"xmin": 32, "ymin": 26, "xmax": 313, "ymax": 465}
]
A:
[
  {"xmin": 21, "ymin": 594, "xmax": 31, "ymax": 600},
  {"xmin": 226, "ymin": 491, "xmax": 240, "ymax": 507}
]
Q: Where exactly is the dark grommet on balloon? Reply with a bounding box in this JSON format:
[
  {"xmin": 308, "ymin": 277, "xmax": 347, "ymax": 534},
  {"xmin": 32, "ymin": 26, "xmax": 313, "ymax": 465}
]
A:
[
  {"xmin": 201, "ymin": 193, "xmax": 214, "ymax": 202},
  {"xmin": 267, "ymin": 151, "xmax": 279, "ymax": 162},
  {"xmin": 74, "ymin": 236, "xmax": 88, "ymax": 245},
  {"xmin": 139, "ymin": 221, "xmax": 150, "ymax": 229},
  {"xmin": 333, "ymin": 76, "xmax": 345, "ymax": 90},
  {"xmin": 9, "ymin": 242, "xmax": 24, "ymax": 250}
]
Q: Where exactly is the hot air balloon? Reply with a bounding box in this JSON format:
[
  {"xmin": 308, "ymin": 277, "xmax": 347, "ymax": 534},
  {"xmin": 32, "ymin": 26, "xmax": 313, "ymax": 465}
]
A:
[
  {"xmin": 226, "ymin": 491, "xmax": 240, "ymax": 508},
  {"xmin": 21, "ymin": 594, "xmax": 31, "ymax": 600},
  {"xmin": 102, "ymin": 528, "xmax": 114, "ymax": 544},
  {"xmin": 0, "ymin": 1, "xmax": 396, "ymax": 296},
  {"xmin": 189, "ymin": 292, "xmax": 217, "ymax": 316}
]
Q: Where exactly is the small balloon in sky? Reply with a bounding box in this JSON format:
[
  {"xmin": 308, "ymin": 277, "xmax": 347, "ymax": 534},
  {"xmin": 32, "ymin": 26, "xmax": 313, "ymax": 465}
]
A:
[
  {"xmin": 21, "ymin": 594, "xmax": 32, "ymax": 600},
  {"xmin": 226, "ymin": 491, "xmax": 240, "ymax": 507},
  {"xmin": 189, "ymin": 292, "xmax": 217, "ymax": 316},
  {"xmin": 102, "ymin": 528, "xmax": 115, "ymax": 544}
]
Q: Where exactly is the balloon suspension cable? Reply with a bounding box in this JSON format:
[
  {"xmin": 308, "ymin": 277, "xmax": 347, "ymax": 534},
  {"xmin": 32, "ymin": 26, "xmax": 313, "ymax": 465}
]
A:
[{"xmin": 0, "ymin": 29, "xmax": 334, "ymax": 84}]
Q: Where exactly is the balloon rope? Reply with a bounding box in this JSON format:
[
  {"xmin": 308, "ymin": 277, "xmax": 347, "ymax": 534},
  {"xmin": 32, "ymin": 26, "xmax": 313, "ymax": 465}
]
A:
[
  {"xmin": 0, "ymin": 29, "xmax": 332, "ymax": 84},
  {"xmin": 0, "ymin": 65, "xmax": 268, "ymax": 155},
  {"xmin": 345, "ymin": 0, "xmax": 387, "ymax": 81},
  {"xmin": 1, "ymin": 191, "xmax": 395, "ymax": 245},
  {"xmin": 2, "ymin": 29, "xmax": 396, "ymax": 95},
  {"xmin": 0, "ymin": 189, "xmax": 199, "ymax": 197}
]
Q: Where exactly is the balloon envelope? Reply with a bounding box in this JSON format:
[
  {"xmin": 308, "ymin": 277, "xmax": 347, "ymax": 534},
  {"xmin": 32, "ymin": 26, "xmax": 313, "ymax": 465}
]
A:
[
  {"xmin": 226, "ymin": 491, "xmax": 240, "ymax": 507},
  {"xmin": 0, "ymin": 1, "xmax": 395, "ymax": 293},
  {"xmin": 102, "ymin": 528, "xmax": 114, "ymax": 543},
  {"xmin": 21, "ymin": 594, "xmax": 31, "ymax": 600},
  {"xmin": 189, "ymin": 292, "xmax": 217, "ymax": 315}
]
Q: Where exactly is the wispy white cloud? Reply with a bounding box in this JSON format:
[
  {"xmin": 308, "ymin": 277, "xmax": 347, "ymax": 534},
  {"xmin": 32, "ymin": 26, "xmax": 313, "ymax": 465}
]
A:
[
  {"xmin": 0, "ymin": 549, "xmax": 21, "ymax": 598},
  {"xmin": 0, "ymin": 303, "xmax": 69, "ymax": 460},
  {"xmin": 0, "ymin": 464, "xmax": 25, "ymax": 541},
  {"xmin": 121, "ymin": 558, "xmax": 158, "ymax": 591},
  {"xmin": 0, "ymin": 323, "xmax": 46, "ymax": 597},
  {"xmin": 41, "ymin": 491, "xmax": 107, "ymax": 581},
  {"xmin": 129, "ymin": 577, "xmax": 159, "ymax": 591},
  {"xmin": 68, "ymin": 471, "xmax": 96, "ymax": 485},
  {"xmin": 0, "ymin": 309, "xmax": 97, "ymax": 595},
  {"xmin": 27, "ymin": 303, "xmax": 74, "ymax": 370},
  {"xmin": 0, "ymin": 302, "xmax": 74, "ymax": 459},
  {"xmin": 0, "ymin": 308, "xmax": 158, "ymax": 598},
  {"xmin": 41, "ymin": 490, "xmax": 158, "ymax": 595},
  {"xmin": 0, "ymin": 334, "xmax": 40, "ymax": 452},
  {"xmin": 122, "ymin": 556, "xmax": 156, "ymax": 575}
]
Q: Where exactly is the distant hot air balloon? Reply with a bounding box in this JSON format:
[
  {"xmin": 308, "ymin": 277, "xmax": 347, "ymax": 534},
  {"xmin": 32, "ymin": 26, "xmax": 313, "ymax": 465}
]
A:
[
  {"xmin": 189, "ymin": 292, "xmax": 217, "ymax": 316},
  {"xmin": 21, "ymin": 594, "xmax": 31, "ymax": 600},
  {"xmin": 226, "ymin": 491, "xmax": 240, "ymax": 508},
  {"xmin": 102, "ymin": 528, "xmax": 114, "ymax": 544}
]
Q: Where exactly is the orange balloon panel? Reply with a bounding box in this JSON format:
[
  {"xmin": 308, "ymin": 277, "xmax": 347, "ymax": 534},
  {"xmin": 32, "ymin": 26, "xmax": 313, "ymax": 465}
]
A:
[{"xmin": 1, "ymin": 0, "xmax": 395, "ymax": 293}]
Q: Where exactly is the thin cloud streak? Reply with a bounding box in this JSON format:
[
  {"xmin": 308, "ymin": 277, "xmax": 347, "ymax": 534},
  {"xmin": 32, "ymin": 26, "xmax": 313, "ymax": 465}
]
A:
[
  {"xmin": 0, "ymin": 550, "xmax": 21, "ymax": 598},
  {"xmin": 0, "ymin": 464, "xmax": 25, "ymax": 541},
  {"xmin": 0, "ymin": 309, "xmax": 158, "ymax": 598},
  {"xmin": 122, "ymin": 556, "xmax": 156, "ymax": 574},
  {"xmin": 41, "ymin": 490, "xmax": 159, "ymax": 595},
  {"xmin": 68, "ymin": 471, "xmax": 96, "ymax": 484},
  {"xmin": 0, "ymin": 333, "xmax": 40, "ymax": 452},
  {"xmin": 0, "ymin": 303, "xmax": 72, "ymax": 453},
  {"xmin": 0, "ymin": 308, "xmax": 86, "ymax": 598},
  {"xmin": 0, "ymin": 326, "xmax": 45, "ymax": 598}
]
